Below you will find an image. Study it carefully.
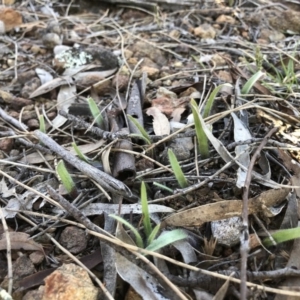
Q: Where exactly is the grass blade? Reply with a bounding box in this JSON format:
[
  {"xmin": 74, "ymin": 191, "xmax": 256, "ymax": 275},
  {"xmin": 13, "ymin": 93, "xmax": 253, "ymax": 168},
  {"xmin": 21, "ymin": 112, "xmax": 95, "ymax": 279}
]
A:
[
  {"xmin": 109, "ymin": 214, "xmax": 144, "ymax": 248},
  {"xmin": 39, "ymin": 115, "xmax": 46, "ymax": 133},
  {"xmin": 241, "ymin": 70, "xmax": 265, "ymax": 94},
  {"xmin": 263, "ymin": 227, "xmax": 300, "ymax": 247},
  {"xmin": 191, "ymin": 99, "xmax": 209, "ymax": 159},
  {"xmin": 145, "ymin": 229, "xmax": 187, "ymax": 252},
  {"xmin": 56, "ymin": 160, "xmax": 77, "ymax": 198},
  {"xmin": 72, "ymin": 142, "xmax": 90, "ymax": 163},
  {"xmin": 203, "ymin": 84, "xmax": 232, "ymax": 119},
  {"xmin": 147, "ymin": 224, "xmax": 160, "ymax": 246},
  {"xmin": 141, "ymin": 182, "xmax": 152, "ymax": 237},
  {"xmin": 127, "ymin": 115, "xmax": 151, "ymax": 144},
  {"xmin": 168, "ymin": 149, "xmax": 188, "ymax": 188},
  {"xmin": 87, "ymin": 96, "xmax": 104, "ymax": 128}
]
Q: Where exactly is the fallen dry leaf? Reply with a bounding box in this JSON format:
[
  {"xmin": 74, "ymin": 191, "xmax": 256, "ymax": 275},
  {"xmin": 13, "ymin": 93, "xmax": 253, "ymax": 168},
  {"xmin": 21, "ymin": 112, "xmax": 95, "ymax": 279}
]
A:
[
  {"xmin": 146, "ymin": 106, "xmax": 170, "ymax": 135},
  {"xmin": 0, "ymin": 232, "xmax": 44, "ymax": 253},
  {"xmin": 163, "ymin": 188, "xmax": 290, "ymax": 227}
]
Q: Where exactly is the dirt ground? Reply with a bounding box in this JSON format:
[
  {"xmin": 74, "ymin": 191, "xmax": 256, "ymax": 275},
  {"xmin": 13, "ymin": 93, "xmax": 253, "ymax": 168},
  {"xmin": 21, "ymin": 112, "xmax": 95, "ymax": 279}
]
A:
[{"xmin": 1, "ymin": 0, "xmax": 300, "ymax": 299}]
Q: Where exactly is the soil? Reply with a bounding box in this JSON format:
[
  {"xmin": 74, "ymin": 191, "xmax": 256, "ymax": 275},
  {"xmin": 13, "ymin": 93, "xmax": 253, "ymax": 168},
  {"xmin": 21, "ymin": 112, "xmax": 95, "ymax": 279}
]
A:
[{"xmin": 1, "ymin": 0, "xmax": 300, "ymax": 299}]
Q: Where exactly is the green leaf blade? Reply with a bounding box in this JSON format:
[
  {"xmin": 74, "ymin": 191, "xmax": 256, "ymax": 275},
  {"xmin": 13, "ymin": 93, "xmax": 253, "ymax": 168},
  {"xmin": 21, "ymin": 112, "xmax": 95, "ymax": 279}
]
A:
[
  {"xmin": 145, "ymin": 229, "xmax": 187, "ymax": 252},
  {"xmin": 109, "ymin": 214, "xmax": 144, "ymax": 248},
  {"xmin": 141, "ymin": 182, "xmax": 152, "ymax": 237},
  {"xmin": 263, "ymin": 227, "xmax": 300, "ymax": 247},
  {"xmin": 87, "ymin": 96, "xmax": 104, "ymax": 128},
  {"xmin": 168, "ymin": 149, "xmax": 188, "ymax": 188},
  {"xmin": 191, "ymin": 99, "xmax": 209, "ymax": 159}
]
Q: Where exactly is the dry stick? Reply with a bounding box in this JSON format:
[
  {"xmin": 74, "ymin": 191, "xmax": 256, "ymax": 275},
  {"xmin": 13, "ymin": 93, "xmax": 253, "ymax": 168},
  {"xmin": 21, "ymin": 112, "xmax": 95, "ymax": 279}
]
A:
[
  {"xmin": 47, "ymin": 186, "xmax": 188, "ymax": 300},
  {"xmin": 0, "ymin": 129, "xmax": 52, "ymax": 154},
  {"xmin": 34, "ymin": 130, "xmax": 137, "ymax": 201},
  {"xmin": 0, "ymin": 107, "xmax": 28, "ymax": 131},
  {"xmin": 58, "ymin": 110, "xmax": 128, "ymax": 140},
  {"xmin": 0, "ymin": 208, "xmax": 13, "ymax": 295},
  {"xmin": 240, "ymin": 127, "xmax": 279, "ymax": 300}
]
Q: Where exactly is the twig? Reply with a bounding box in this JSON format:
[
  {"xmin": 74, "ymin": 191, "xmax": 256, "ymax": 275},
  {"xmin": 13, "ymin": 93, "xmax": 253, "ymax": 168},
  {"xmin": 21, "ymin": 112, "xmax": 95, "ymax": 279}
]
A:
[
  {"xmin": 58, "ymin": 110, "xmax": 128, "ymax": 140},
  {"xmin": 240, "ymin": 126, "xmax": 279, "ymax": 299},
  {"xmin": 0, "ymin": 208, "xmax": 13, "ymax": 295},
  {"xmin": 0, "ymin": 128, "xmax": 52, "ymax": 154},
  {"xmin": 34, "ymin": 130, "xmax": 137, "ymax": 200},
  {"xmin": 0, "ymin": 107, "xmax": 28, "ymax": 131}
]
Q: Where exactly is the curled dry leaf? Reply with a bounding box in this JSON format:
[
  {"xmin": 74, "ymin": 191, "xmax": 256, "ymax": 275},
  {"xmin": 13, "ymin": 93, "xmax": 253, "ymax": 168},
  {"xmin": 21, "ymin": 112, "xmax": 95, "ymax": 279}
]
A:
[
  {"xmin": 51, "ymin": 84, "xmax": 77, "ymax": 128},
  {"xmin": 146, "ymin": 106, "xmax": 170, "ymax": 136},
  {"xmin": 163, "ymin": 188, "xmax": 290, "ymax": 227},
  {"xmin": 0, "ymin": 232, "xmax": 44, "ymax": 253},
  {"xmin": 29, "ymin": 77, "xmax": 73, "ymax": 98}
]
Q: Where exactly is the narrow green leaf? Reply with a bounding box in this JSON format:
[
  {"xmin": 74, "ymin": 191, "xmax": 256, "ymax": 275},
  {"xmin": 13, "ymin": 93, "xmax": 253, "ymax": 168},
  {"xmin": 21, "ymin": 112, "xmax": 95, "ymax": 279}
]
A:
[
  {"xmin": 263, "ymin": 227, "xmax": 300, "ymax": 247},
  {"xmin": 127, "ymin": 115, "xmax": 151, "ymax": 144},
  {"xmin": 153, "ymin": 182, "xmax": 173, "ymax": 193},
  {"xmin": 128, "ymin": 133, "xmax": 151, "ymax": 144},
  {"xmin": 56, "ymin": 160, "xmax": 77, "ymax": 198},
  {"xmin": 191, "ymin": 99, "xmax": 209, "ymax": 159},
  {"xmin": 109, "ymin": 214, "xmax": 144, "ymax": 248},
  {"xmin": 141, "ymin": 182, "xmax": 152, "ymax": 237},
  {"xmin": 147, "ymin": 224, "xmax": 160, "ymax": 246},
  {"xmin": 241, "ymin": 70, "xmax": 265, "ymax": 94},
  {"xmin": 168, "ymin": 149, "xmax": 188, "ymax": 188},
  {"xmin": 72, "ymin": 142, "xmax": 89, "ymax": 163},
  {"xmin": 145, "ymin": 229, "xmax": 187, "ymax": 252},
  {"xmin": 203, "ymin": 84, "xmax": 231, "ymax": 119},
  {"xmin": 39, "ymin": 115, "xmax": 46, "ymax": 133},
  {"xmin": 87, "ymin": 96, "xmax": 104, "ymax": 128}
]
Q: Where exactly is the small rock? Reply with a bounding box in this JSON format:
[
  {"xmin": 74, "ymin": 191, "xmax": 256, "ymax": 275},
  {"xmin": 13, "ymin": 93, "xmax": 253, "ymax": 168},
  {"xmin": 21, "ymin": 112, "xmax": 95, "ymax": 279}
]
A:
[
  {"xmin": 269, "ymin": 9, "xmax": 300, "ymax": 33},
  {"xmin": 30, "ymin": 45, "xmax": 43, "ymax": 54},
  {"xmin": 0, "ymin": 7, "xmax": 22, "ymax": 32},
  {"xmin": 112, "ymin": 73, "xmax": 129, "ymax": 91},
  {"xmin": 13, "ymin": 255, "xmax": 36, "ymax": 279},
  {"xmin": 58, "ymin": 226, "xmax": 88, "ymax": 254},
  {"xmin": 43, "ymin": 263, "xmax": 98, "ymax": 300},
  {"xmin": 216, "ymin": 15, "xmax": 236, "ymax": 24},
  {"xmin": 17, "ymin": 70, "xmax": 36, "ymax": 85},
  {"xmin": 21, "ymin": 77, "xmax": 41, "ymax": 98},
  {"xmin": 269, "ymin": 31, "xmax": 285, "ymax": 42},
  {"xmin": 0, "ymin": 137, "xmax": 13, "ymax": 153},
  {"xmin": 29, "ymin": 251, "xmax": 45, "ymax": 265},
  {"xmin": 131, "ymin": 40, "xmax": 167, "ymax": 67},
  {"xmin": 23, "ymin": 286, "xmax": 45, "ymax": 300},
  {"xmin": 42, "ymin": 33, "xmax": 62, "ymax": 49},
  {"xmin": 46, "ymin": 20, "xmax": 62, "ymax": 36},
  {"xmin": 136, "ymin": 158, "xmax": 154, "ymax": 172},
  {"xmin": 123, "ymin": 49, "xmax": 133, "ymax": 59},
  {"xmin": 212, "ymin": 53, "xmax": 226, "ymax": 66},
  {"xmin": 141, "ymin": 66, "xmax": 159, "ymax": 79},
  {"xmin": 160, "ymin": 137, "xmax": 193, "ymax": 164},
  {"xmin": 10, "ymin": 97, "xmax": 33, "ymax": 110},
  {"xmin": 211, "ymin": 217, "xmax": 244, "ymax": 246},
  {"xmin": 27, "ymin": 119, "xmax": 39, "ymax": 130},
  {"xmin": 193, "ymin": 24, "xmax": 216, "ymax": 39},
  {"xmin": 169, "ymin": 29, "xmax": 180, "ymax": 39},
  {"xmin": 216, "ymin": 70, "xmax": 233, "ymax": 83}
]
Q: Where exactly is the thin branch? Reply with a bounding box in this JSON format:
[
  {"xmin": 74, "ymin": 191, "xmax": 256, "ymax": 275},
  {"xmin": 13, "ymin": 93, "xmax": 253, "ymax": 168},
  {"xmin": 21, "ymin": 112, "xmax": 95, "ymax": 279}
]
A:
[{"xmin": 240, "ymin": 126, "xmax": 279, "ymax": 299}]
